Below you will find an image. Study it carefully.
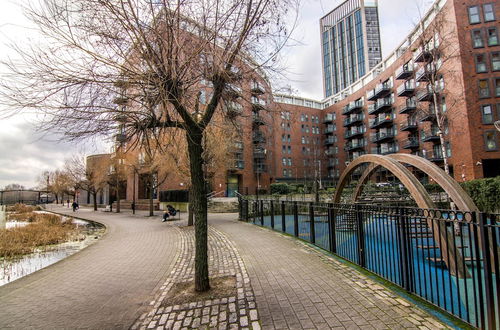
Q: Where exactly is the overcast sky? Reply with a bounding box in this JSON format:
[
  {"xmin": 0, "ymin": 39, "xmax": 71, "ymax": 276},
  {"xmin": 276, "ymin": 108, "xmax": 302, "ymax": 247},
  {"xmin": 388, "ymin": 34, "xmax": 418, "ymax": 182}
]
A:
[{"xmin": 0, "ymin": 0, "xmax": 433, "ymax": 189}]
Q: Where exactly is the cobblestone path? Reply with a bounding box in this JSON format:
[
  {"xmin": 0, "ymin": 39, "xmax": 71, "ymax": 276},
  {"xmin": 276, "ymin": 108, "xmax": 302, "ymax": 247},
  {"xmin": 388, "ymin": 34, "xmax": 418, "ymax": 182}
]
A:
[{"xmin": 133, "ymin": 226, "xmax": 261, "ymax": 330}]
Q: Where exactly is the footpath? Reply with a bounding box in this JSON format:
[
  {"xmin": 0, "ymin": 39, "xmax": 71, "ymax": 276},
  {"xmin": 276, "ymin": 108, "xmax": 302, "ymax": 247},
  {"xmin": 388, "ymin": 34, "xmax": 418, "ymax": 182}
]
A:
[{"xmin": 0, "ymin": 206, "xmax": 448, "ymax": 329}]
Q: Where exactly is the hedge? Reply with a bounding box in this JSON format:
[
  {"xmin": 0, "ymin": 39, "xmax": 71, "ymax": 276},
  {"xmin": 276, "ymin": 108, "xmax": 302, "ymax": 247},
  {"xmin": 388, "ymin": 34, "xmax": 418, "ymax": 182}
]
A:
[
  {"xmin": 159, "ymin": 190, "xmax": 189, "ymax": 203},
  {"xmin": 460, "ymin": 177, "xmax": 500, "ymax": 213}
]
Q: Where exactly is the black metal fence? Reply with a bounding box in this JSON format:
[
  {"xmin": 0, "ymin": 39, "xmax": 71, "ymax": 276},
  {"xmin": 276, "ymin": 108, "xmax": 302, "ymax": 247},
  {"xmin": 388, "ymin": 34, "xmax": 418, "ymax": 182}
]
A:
[{"xmin": 238, "ymin": 198, "xmax": 500, "ymax": 329}]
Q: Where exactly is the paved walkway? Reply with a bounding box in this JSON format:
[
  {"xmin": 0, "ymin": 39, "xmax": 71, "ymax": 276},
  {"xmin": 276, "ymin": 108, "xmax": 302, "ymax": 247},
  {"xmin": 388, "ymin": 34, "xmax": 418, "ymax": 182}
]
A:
[{"xmin": 0, "ymin": 206, "xmax": 448, "ymax": 329}]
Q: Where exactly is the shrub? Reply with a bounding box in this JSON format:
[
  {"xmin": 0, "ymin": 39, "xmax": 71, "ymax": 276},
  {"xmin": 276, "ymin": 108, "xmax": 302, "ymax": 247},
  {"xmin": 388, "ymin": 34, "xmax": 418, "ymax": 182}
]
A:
[
  {"xmin": 6, "ymin": 203, "xmax": 37, "ymax": 213},
  {"xmin": 270, "ymin": 183, "xmax": 290, "ymax": 195},
  {"xmin": 159, "ymin": 190, "xmax": 189, "ymax": 202},
  {"xmin": 461, "ymin": 176, "xmax": 500, "ymax": 213}
]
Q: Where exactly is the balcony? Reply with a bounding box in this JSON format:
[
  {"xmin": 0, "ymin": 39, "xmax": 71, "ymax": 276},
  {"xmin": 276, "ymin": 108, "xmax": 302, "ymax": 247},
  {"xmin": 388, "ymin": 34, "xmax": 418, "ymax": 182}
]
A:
[
  {"xmin": 251, "ymin": 97, "xmax": 266, "ymax": 111},
  {"xmin": 399, "ymin": 100, "xmax": 417, "ymax": 114},
  {"xmin": 324, "ymin": 137, "xmax": 336, "ymax": 146},
  {"xmin": 400, "ymin": 120, "xmax": 418, "ymax": 131},
  {"xmin": 367, "ymin": 89, "xmax": 377, "ymax": 101},
  {"xmin": 395, "ymin": 63, "xmax": 414, "ymax": 80},
  {"xmin": 225, "ymin": 84, "xmax": 242, "ymax": 98},
  {"xmin": 325, "ymin": 147, "xmax": 338, "ymax": 156},
  {"xmin": 420, "ymin": 112, "xmax": 436, "ymax": 122},
  {"xmin": 413, "ymin": 47, "xmax": 433, "ymax": 63},
  {"xmin": 113, "ymin": 97, "xmax": 128, "ymax": 105},
  {"xmin": 371, "ymin": 145, "xmax": 398, "ymax": 155},
  {"xmin": 252, "ymin": 114, "xmax": 265, "ymax": 126},
  {"xmin": 233, "ymin": 160, "xmax": 245, "ymax": 170},
  {"xmin": 421, "ymin": 130, "xmax": 440, "ymax": 142},
  {"xmin": 374, "ymin": 82, "xmax": 392, "ymax": 99},
  {"xmin": 323, "ymin": 113, "xmax": 335, "ymax": 123},
  {"xmin": 342, "ymin": 100, "xmax": 364, "ymax": 115},
  {"xmin": 327, "ymin": 160, "xmax": 336, "ymax": 168},
  {"xmin": 343, "ymin": 114, "xmax": 364, "ymax": 127},
  {"xmin": 251, "ymin": 82, "xmax": 265, "ymax": 95},
  {"xmin": 371, "ymin": 131, "xmax": 395, "ymax": 143},
  {"xmin": 415, "ymin": 65, "xmax": 435, "ymax": 82},
  {"xmin": 403, "ymin": 138, "xmax": 419, "ymax": 149},
  {"xmin": 253, "ymin": 148, "xmax": 266, "ymax": 159},
  {"xmin": 416, "ymin": 86, "xmax": 434, "ymax": 102},
  {"xmin": 346, "ymin": 140, "xmax": 366, "ymax": 151},
  {"xmin": 372, "ymin": 97, "xmax": 393, "ymax": 114},
  {"xmin": 344, "ymin": 129, "xmax": 364, "ymax": 139},
  {"xmin": 397, "ymin": 80, "xmax": 415, "ymax": 97},
  {"xmin": 253, "ymin": 163, "xmax": 267, "ymax": 173},
  {"xmin": 115, "ymin": 133, "xmax": 127, "ymax": 143},
  {"xmin": 369, "ymin": 115, "xmax": 393, "ymax": 129},
  {"xmin": 325, "ymin": 125, "xmax": 335, "ymax": 134},
  {"xmin": 252, "ymin": 132, "xmax": 266, "ymax": 144},
  {"xmin": 420, "ymin": 150, "xmax": 444, "ymax": 163}
]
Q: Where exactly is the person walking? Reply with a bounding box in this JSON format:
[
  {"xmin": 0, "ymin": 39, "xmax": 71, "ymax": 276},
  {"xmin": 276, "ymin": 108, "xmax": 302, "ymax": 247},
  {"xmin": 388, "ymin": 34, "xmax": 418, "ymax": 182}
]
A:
[{"xmin": 72, "ymin": 201, "xmax": 78, "ymax": 212}]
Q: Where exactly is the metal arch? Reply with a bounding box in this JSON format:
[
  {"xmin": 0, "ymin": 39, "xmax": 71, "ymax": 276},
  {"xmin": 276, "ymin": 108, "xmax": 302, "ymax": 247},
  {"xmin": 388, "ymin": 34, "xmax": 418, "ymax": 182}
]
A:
[{"xmin": 332, "ymin": 154, "xmax": 470, "ymax": 278}]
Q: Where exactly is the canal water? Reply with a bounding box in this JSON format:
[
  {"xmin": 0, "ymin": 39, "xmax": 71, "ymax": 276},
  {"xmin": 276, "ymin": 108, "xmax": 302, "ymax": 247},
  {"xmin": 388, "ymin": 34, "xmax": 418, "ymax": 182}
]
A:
[{"xmin": 0, "ymin": 216, "xmax": 105, "ymax": 286}]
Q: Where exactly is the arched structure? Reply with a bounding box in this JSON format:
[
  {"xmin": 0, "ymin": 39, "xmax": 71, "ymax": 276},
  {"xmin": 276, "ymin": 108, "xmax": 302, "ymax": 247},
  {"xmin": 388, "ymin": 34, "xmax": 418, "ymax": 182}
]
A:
[
  {"xmin": 352, "ymin": 154, "xmax": 479, "ymax": 212},
  {"xmin": 333, "ymin": 154, "xmax": 470, "ymax": 278}
]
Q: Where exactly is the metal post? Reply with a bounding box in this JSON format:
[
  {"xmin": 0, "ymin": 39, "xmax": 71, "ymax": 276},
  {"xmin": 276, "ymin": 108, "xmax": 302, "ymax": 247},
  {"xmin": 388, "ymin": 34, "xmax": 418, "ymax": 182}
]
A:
[
  {"xmin": 309, "ymin": 202, "xmax": 315, "ymax": 244},
  {"xmin": 281, "ymin": 201, "xmax": 286, "ymax": 232},
  {"xmin": 478, "ymin": 212, "xmax": 496, "ymax": 329},
  {"xmin": 293, "ymin": 201, "xmax": 299, "ymax": 237},
  {"xmin": 328, "ymin": 203, "xmax": 336, "ymax": 253},
  {"xmin": 396, "ymin": 207, "xmax": 411, "ymax": 291},
  {"xmin": 355, "ymin": 204, "xmax": 366, "ymax": 268},
  {"xmin": 270, "ymin": 200, "xmax": 275, "ymax": 229},
  {"xmin": 260, "ymin": 200, "xmax": 264, "ymax": 226}
]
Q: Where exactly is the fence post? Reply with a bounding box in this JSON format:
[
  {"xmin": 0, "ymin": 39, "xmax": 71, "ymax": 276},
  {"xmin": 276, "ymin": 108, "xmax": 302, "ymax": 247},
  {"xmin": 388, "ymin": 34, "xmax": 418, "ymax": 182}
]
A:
[
  {"xmin": 293, "ymin": 201, "xmax": 299, "ymax": 237},
  {"xmin": 281, "ymin": 201, "xmax": 286, "ymax": 233},
  {"xmin": 355, "ymin": 204, "xmax": 366, "ymax": 268},
  {"xmin": 260, "ymin": 200, "xmax": 264, "ymax": 226},
  {"xmin": 270, "ymin": 200, "xmax": 275, "ymax": 229},
  {"xmin": 328, "ymin": 203, "xmax": 336, "ymax": 253},
  {"xmin": 396, "ymin": 207, "xmax": 411, "ymax": 291},
  {"xmin": 478, "ymin": 212, "xmax": 496, "ymax": 329},
  {"xmin": 245, "ymin": 200, "xmax": 249, "ymax": 221},
  {"xmin": 309, "ymin": 202, "xmax": 315, "ymax": 244}
]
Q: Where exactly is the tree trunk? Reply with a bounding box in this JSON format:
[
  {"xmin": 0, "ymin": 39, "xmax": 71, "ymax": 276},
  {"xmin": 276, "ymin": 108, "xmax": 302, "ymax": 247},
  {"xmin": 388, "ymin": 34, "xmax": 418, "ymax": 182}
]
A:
[
  {"xmin": 188, "ymin": 187, "xmax": 194, "ymax": 226},
  {"xmin": 187, "ymin": 127, "xmax": 209, "ymax": 292},
  {"xmin": 149, "ymin": 172, "xmax": 154, "ymax": 217},
  {"xmin": 116, "ymin": 185, "xmax": 121, "ymax": 213},
  {"xmin": 93, "ymin": 190, "xmax": 98, "ymax": 211}
]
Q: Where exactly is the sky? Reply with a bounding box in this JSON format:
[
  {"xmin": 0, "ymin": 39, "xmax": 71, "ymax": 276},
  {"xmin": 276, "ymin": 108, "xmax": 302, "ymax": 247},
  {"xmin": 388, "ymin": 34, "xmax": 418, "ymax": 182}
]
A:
[{"xmin": 0, "ymin": 0, "xmax": 433, "ymax": 189}]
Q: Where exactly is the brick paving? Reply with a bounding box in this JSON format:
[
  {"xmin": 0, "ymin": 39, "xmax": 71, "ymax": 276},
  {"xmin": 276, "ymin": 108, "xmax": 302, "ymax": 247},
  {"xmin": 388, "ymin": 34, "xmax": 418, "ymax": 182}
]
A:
[{"xmin": 0, "ymin": 206, "xmax": 449, "ymax": 329}]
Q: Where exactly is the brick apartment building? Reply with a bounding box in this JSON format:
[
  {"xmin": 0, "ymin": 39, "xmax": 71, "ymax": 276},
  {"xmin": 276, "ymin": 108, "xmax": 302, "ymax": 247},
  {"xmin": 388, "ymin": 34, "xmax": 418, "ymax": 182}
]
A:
[{"xmin": 84, "ymin": 0, "xmax": 499, "ymax": 205}]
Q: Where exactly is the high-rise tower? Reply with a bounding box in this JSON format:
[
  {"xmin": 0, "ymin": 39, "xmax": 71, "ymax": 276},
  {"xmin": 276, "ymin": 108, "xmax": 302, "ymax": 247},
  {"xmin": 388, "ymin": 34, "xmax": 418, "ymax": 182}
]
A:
[{"xmin": 321, "ymin": 0, "xmax": 382, "ymax": 98}]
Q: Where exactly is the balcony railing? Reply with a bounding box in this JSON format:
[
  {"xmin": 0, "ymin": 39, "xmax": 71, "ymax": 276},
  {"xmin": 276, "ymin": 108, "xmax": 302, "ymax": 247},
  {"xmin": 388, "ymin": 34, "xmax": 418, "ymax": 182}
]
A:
[
  {"xmin": 421, "ymin": 130, "xmax": 440, "ymax": 142},
  {"xmin": 415, "ymin": 64, "xmax": 436, "ymax": 82},
  {"xmin": 233, "ymin": 160, "xmax": 245, "ymax": 170},
  {"xmin": 325, "ymin": 125, "xmax": 335, "ymax": 134},
  {"xmin": 413, "ymin": 47, "xmax": 433, "ymax": 62},
  {"xmin": 371, "ymin": 131, "xmax": 396, "ymax": 143},
  {"xmin": 399, "ymin": 100, "xmax": 417, "ymax": 114},
  {"xmin": 252, "ymin": 132, "xmax": 266, "ymax": 144},
  {"xmin": 371, "ymin": 145, "xmax": 398, "ymax": 155},
  {"xmin": 400, "ymin": 120, "xmax": 418, "ymax": 131},
  {"xmin": 419, "ymin": 112, "xmax": 436, "ymax": 122},
  {"xmin": 419, "ymin": 149, "xmax": 444, "ymax": 162},
  {"xmin": 252, "ymin": 114, "xmax": 265, "ymax": 126},
  {"xmin": 369, "ymin": 115, "xmax": 393, "ymax": 129},
  {"xmin": 251, "ymin": 82, "xmax": 265, "ymax": 95},
  {"xmin": 253, "ymin": 163, "xmax": 267, "ymax": 173},
  {"xmin": 346, "ymin": 140, "xmax": 366, "ymax": 151},
  {"xmin": 344, "ymin": 129, "xmax": 364, "ymax": 139},
  {"xmin": 324, "ymin": 137, "xmax": 336, "ymax": 146},
  {"xmin": 416, "ymin": 86, "xmax": 435, "ymax": 102},
  {"xmin": 402, "ymin": 138, "xmax": 419, "ymax": 149},
  {"xmin": 343, "ymin": 114, "xmax": 364, "ymax": 127},
  {"xmin": 323, "ymin": 113, "xmax": 335, "ymax": 123},
  {"xmin": 374, "ymin": 82, "xmax": 392, "ymax": 99},
  {"xmin": 342, "ymin": 100, "xmax": 364, "ymax": 115},
  {"xmin": 397, "ymin": 80, "xmax": 415, "ymax": 97},
  {"xmin": 395, "ymin": 63, "xmax": 414, "ymax": 80}
]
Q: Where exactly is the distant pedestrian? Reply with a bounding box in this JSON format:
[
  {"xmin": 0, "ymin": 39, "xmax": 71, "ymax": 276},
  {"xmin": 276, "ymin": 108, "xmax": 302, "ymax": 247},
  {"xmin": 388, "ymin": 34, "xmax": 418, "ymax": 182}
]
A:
[
  {"xmin": 131, "ymin": 202, "xmax": 135, "ymax": 213},
  {"xmin": 72, "ymin": 201, "xmax": 78, "ymax": 212},
  {"xmin": 162, "ymin": 210, "xmax": 169, "ymax": 222},
  {"xmin": 67, "ymin": 199, "xmax": 70, "ymax": 207}
]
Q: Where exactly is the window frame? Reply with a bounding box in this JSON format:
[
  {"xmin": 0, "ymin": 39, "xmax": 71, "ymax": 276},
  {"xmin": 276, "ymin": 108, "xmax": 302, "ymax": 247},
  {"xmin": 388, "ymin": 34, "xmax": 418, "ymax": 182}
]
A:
[
  {"xmin": 472, "ymin": 28, "xmax": 485, "ymax": 48},
  {"xmin": 475, "ymin": 53, "xmax": 488, "ymax": 73},
  {"xmin": 478, "ymin": 79, "xmax": 491, "ymax": 98},
  {"xmin": 494, "ymin": 78, "xmax": 500, "ymax": 97},
  {"xmin": 491, "ymin": 52, "xmax": 500, "ymax": 72},
  {"xmin": 468, "ymin": 5, "xmax": 481, "ymax": 24},
  {"xmin": 484, "ymin": 130, "xmax": 498, "ymax": 151},
  {"xmin": 481, "ymin": 104, "xmax": 494, "ymax": 124},
  {"xmin": 483, "ymin": 3, "xmax": 495, "ymax": 22},
  {"xmin": 487, "ymin": 27, "xmax": 499, "ymax": 46}
]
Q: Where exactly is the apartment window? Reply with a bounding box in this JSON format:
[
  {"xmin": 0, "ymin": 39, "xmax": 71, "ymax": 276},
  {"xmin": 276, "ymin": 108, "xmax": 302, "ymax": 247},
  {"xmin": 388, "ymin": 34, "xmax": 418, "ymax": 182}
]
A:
[
  {"xmin": 282, "ymin": 169, "xmax": 287, "ymax": 177},
  {"xmin": 305, "ymin": 125, "xmax": 310, "ymax": 133},
  {"xmin": 282, "ymin": 158, "xmax": 287, "ymax": 166},
  {"xmin": 475, "ymin": 54, "xmax": 488, "ymax": 73},
  {"xmin": 281, "ymin": 134, "xmax": 286, "ymax": 142},
  {"xmin": 481, "ymin": 104, "xmax": 494, "ymax": 124},
  {"xmin": 472, "ymin": 29, "xmax": 484, "ymax": 48},
  {"xmin": 441, "ymin": 96, "xmax": 447, "ymax": 113},
  {"xmin": 494, "ymin": 78, "xmax": 500, "ymax": 97},
  {"xmin": 479, "ymin": 79, "xmax": 491, "ymax": 98},
  {"xmin": 492, "ymin": 52, "xmax": 500, "ymax": 71},
  {"xmin": 484, "ymin": 131, "xmax": 498, "ymax": 151},
  {"xmin": 445, "ymin": 142, "xmax": 452, "ymax": 158},
  {"xmin": 287, "ymin": 134, "xmax": 291, "ymax": 143},
  {"xmin": 301, "ymin": 137, "xmax": 306, "ymax": 144},
  {"xmin": 487, "ymin": 27, "xmax": 499, "ymax": 46},
  {"xmin": 468, "ymin": 6, "xmax": 481, "ymax": 24},
  {"xmin": 282, "ymin": 145, "xmax": 286, "ymax": 153},
  {"xmin": 483, "ymin": 3, "xmax": 495, "ymax": 22},
  {"xmin": 287, "ymin": 146, "xmax": 291, "ymax": 154},
  {"xmin": 287, "ymin": 158, "xmax": 292, "ymax": 166}
]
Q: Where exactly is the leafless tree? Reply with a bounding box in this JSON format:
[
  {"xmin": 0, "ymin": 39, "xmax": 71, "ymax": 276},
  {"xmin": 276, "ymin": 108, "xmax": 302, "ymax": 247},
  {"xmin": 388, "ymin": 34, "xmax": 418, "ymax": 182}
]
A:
[{"xmin": 0, "ymin": 0, "xmax": 297, "ymax": 291}]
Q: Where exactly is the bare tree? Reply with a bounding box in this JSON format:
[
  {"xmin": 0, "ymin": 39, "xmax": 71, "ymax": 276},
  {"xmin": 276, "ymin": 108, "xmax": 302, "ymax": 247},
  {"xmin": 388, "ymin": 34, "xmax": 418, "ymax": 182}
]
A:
[
  {"xmin": 1, "ymin": 0, "xmax": 297, "ymax": 291},
  {"xmin": 412, "ymin": 3, "xmax": 466, "ymax": 176}
]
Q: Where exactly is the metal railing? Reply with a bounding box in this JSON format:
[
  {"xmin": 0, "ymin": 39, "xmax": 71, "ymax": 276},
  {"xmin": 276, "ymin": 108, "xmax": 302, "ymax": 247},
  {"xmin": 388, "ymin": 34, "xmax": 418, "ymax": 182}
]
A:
[{"xmin": 238, "ymin": 198, "xmax": 500, "ymax": 329}]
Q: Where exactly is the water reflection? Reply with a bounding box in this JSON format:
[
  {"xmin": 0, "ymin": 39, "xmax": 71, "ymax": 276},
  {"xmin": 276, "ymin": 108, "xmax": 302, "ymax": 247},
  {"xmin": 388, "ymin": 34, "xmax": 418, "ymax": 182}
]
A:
[{"xmin": 0, "ymin": 219, "xmax": 105, "ymax": 286}]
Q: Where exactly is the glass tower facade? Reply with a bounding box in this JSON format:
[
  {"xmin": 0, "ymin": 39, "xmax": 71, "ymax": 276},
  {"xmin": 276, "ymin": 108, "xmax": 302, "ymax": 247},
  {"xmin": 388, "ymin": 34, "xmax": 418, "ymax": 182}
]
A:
[{"xmin": 321, "ymin": 0, "xmax": 382, "ymax": 98}]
